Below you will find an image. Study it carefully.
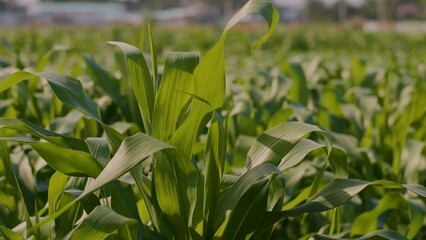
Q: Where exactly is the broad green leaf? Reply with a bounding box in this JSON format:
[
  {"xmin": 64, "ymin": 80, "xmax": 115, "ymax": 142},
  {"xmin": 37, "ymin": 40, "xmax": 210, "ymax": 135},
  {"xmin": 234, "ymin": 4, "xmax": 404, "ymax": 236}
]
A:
[
  {"xmin": 313, "ymin": 229, "xmax": 408, "ymax": 240},
  {"xmin": 48, "ymin": 172, "xmax": 69, "ymax": 216},
  {"xmin": 351, "ymin": 193, "xmax": 407, "ymax": 236},
  {"xmin": 0, "ymin": 71, "xmax": 124, "ymax": 153},
  {"xmin": 285, "ymin": 62, "xmax": 308, "ymax": 106},
  {"xmin": 0, "ymin": 118, "xmax": 88, "ymax": 151},
  {"xmin": 67, "ymin": 206, "xmax": 137, "ymax": 240},
  {"xmin": 38, "ymin": 72, "xmax": 102, "ymax": 121},
  {"xmin": 85, "ymin": 137, "xmax": 110, "ymax": 165},
  {"xmin": 286, "ymin": 179, "xmax": 370, "ymax": 215},
  {"xmin": 0, "ymin": 226, "xmax": 24, "ymax": 240},
  {"xmin": 277, "ymin": 138, "xmax": 324, "ymax": 171},
  {"xmin": 55, "ymin": 191, "xmax": 83, "ymax": 239},
  {"xmin": 108, "ymin": 41, "xmax": 155, "ymax": 134},
  {"xmin": 99, "ymin": 122, "xmax": 125, "ymax": 154},
  {"xmin": 80, "ymin": 132, "xmax": 173, "ymax": 198},
  {"xmin": 213, "ymin": 210, "xmax": 231, "ymax": 239},
  {"xmin": 221, "ymin": 177, "xmax": 270, "ymax": 240},
  {"xmin": 131, "ymin": 170, "xmax": 172, "ymax": 237},
  {"xmin": 288, "ymin": 179, "xmax": 426, "ymax": 215},
  {"xmin": 108, "ymin": 181, "xmax": 140, "ymax": 239},
  {"xmin": 254, "ymin": 179, "xmax": 426, "ymax": 236},
  {"xmin": 152, "ymin": 52, "xmax": 199, "ymax": 142},
  {"xmin": 154, "ymin": 149, "xmax": 200, "ymax": 240},
  {"xmin": 0, "ymin": 71, "xmax": 33, "ymax": 93},
  {"xmin": 328, "ymin": 147, "xmax": 348, "ymax": 179},
  {"xmin": 83, "ymin": 54, "xmax": 125, "ymax": 105},
  {"xmin": 247, "ymin": 121, "xmax": 323, "ymax": 168},
  {"xmin": 214, "ymin": 163, "xmax": 283, "ymax": 235},
  {"xmin": 0, "ymin": 137, "xmax": 102, "ymax": 178},
  {"xmin": 31, "ymin": 142, "xmax": 102, "ymax": 178},
  {"xmin": 203, "ymin": 112, "xmax": 227, "ymax": 238},
  {"xmin": 406, "ymin": 199, "xmax": 425, "ymax": 239},
  {"xmin": 170, "ymin": 0, "xmax": 279, "ymax": 156}
]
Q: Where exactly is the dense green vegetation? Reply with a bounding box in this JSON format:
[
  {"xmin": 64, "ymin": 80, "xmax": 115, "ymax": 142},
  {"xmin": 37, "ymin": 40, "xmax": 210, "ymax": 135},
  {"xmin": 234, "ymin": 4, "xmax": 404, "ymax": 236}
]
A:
[{"xmin": 0, "ymin": 1, "xmax": 426, "ymax": 239}]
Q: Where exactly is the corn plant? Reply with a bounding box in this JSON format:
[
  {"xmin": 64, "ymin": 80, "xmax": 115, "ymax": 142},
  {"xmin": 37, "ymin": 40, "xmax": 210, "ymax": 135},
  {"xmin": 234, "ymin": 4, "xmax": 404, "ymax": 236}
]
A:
[{"xmin": 1, "ymin": 0, "xmax": 426, "ymax": 239}]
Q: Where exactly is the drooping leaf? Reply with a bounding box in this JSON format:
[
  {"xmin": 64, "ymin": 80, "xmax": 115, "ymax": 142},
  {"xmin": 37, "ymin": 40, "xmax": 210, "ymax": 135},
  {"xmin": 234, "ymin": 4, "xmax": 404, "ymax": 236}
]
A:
[
  {"xmin": 80, "ymin": 132, "xmax": 173, "ymax": 198},
  {"xmin": 67, "ymin": 206, "xmax": 137, "ymax": 240},
  {"xmin": 0, "ymin": 118, "xmax": 88, "ymax": 151},
  {"xmin": 247, "ymin": 121, "xmax": 323, "ymax": 169}
]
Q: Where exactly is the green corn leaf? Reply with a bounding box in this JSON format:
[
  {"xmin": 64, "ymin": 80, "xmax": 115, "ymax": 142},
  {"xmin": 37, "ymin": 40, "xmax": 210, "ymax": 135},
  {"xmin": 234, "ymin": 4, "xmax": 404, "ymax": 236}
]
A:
[
  {"xmin": 108, "ymin": 181, "xmax": 141, "ymax": 239},
  {"xmin": 154, "ymin": 149, "xmax": 201, "ymax": 240},
  {"xmin": 83, "ymin": 54, "xmax": 125, "ymax": 105},
  {"xmin": 288, "ymin": 179, "xmax": 426, "ymax": 215},
  {"xmin": 32, "ymin": 142, "xmax": 102, "ymax": 178},
  {"xmin": 203, "ymin": 111, "xmax": 227, "ymax": 238},
  {"xmin": 247, "ymin": 121, "xmax": 323, "ymax": 168},
  {"xmin": 312, "ymin": 229, "xmax": 408, "ymax": 240},
  {"xmin": 223, "ymin": 0, "xmax": 279, "ymax": 50},
  {"xmin": 152, "ymin": 52, "xmax": 199, "ymax": 142},
  {"xmin": 131, "ymin": 170, "xmax": 172, "ymax": 237},
  {"xmin": 37, "ymin": 72, "xmax": 102, "ymax": 121},
  {"xmin": 31, "ymin": 132, "xmax": 174, "ymax": 233},
  {"xmin": 170, "ymin": 0, "xmax": 279, "ymax": 156},
  {"xmin": 254, "ymin": 179, "xmax": 426, "ymax": 236},
  {"xmin": 67, "ymin": 206, "xmax": 137, "ymax": 240},
  {"xmin": 214, "ymin": 163, "xmax": 283, "ymax": 237},
  {"xmin": 286, "ymin": 178, "xmax": 370, "ymax": 214},
  {"xmin": 0, "ymin": 71, "xmax": 124, "ymax": 152},
  {"xmin": 85, "ymin": 137, "xmax": 110, "ymax": 165},
  {"xmin": 221, "ymin": 177, "xmax": 270, "ymax": 240},
  {"xmin": 286, "ymin": 62, "xmax": 309, "ymax": 106},
  {"xmin": 148, "ymin": 23, "xmax": 158, "ymax": 91},
  {"xmin": 0, "ymin": 226, "xmax": 24, "ymax": 240},
  {"xmin": 47, "ymin": 172, "xmax": 69, "ymax": 216},
  {"xmin": 0, "ymin": 118, "xmax": 88, "ymax": 151},
  {"xmin": 0, "ymin": 136, "xmax": 102, "ymax": 178},
  {"xmin": 406, "ymin": 199, "xmax": 425, "ymax": 239},
  {"xmin": 351, "ymin": 193, "xmax": 408, "ymax": 237},
  {"xmin": 277, "ymin": 138, "xmax": 324, "ymax": 171},
  {"xmin": 327, "ymin": 147, "xmax": 348, "ymax": 179},
  {"xmin": 80, "ymin": 132, "xmax": 172, "ymax": 198},
  {"xmin": 0, "ymin": 71, "xmax": 33, "ymax": 93},
  {"xmin": 55, "ymin": 191, "xmax": 83, "ymax": 239},
  {"xmin": 108, "ymin": 41, "xmax": 155, "ymax": 134}
]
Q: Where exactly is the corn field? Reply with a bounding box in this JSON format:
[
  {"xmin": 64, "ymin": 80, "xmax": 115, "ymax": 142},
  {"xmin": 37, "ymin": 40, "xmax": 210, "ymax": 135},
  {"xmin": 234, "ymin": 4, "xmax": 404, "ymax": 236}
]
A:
[{"xmin": 0, "ymin": 0, "xmax": 425, "ymax": 239}]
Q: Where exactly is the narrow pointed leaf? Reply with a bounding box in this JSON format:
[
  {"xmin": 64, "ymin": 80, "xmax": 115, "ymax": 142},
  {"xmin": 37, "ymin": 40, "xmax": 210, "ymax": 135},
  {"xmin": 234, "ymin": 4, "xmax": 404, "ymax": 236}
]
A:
[{"xmin": 108, "ymin": 41, "xmax": 155, "ymax": 131}]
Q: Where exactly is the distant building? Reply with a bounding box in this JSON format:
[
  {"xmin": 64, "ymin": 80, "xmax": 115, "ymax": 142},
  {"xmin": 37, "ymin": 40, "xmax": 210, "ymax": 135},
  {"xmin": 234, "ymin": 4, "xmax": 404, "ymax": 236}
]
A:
[
  {"xmin": 395, "ymin": 3, "xmax": 423, "ymax": 19},
  {"xmin": 30, "ymin": 2, "xmax": 141, "ymax": 25}
]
